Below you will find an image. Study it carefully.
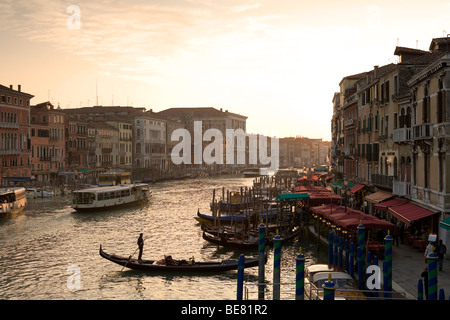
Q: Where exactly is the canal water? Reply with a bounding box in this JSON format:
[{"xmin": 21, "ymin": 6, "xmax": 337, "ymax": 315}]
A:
[{"xmin": 0, "ymin": 175, "xmax": 328, "ymax": 300}]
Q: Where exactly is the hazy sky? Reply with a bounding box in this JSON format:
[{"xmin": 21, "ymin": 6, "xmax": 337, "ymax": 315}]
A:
[{"xmin": 1, "ymin": 1, "xmax": 449, "ymax": 141}]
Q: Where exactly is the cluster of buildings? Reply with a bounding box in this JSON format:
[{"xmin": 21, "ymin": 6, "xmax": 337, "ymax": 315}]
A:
[
  {"xmin": 0, "ymin": 86, "xmax": 330, "ymax": 187},
  {"xmin": 331, "ymin": 36, "xmax": 450, "ymax": 244}
]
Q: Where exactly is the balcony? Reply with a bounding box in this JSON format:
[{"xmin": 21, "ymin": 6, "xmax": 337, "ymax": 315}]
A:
[
  {"xmin": 0, "ymin": 122, "xmax": 19, "ymax": 129},
  {"xmin": 371, "ymin": 174, "xmax": 394, "ymax": 189},
  {"xmin": 413, "ymin": 123, "xmax": 432, "ymax": 140},
  {"xmin": 0, "ymin": 149, "xmax": 21, "ymax": 155},
  {"xmin": 393, "ymin": 127, "xmax": 412, "ymax": 143},
  {"xmin": 393, "ymin": 180, "xmax": 411, "ymax": 197}
]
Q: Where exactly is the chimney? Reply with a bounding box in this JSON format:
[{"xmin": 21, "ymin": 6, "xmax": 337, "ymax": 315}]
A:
[
  {"xmin": 18, "ymin": 85, "xmax": 21, "ymax": 92},
  {"xmin": 10, "ymin": 85, "xmax": 13, "ymax": 89},
  {"xmin": 374, "ymin": 66, "xmax": 379, "ymax": 78}
]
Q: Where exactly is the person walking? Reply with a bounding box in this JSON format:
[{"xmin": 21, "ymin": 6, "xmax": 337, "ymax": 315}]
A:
[
  {"xmin": 137, "ymin": 233, "xmax": 144, "ymax": 263},
  {"xmin": 436, "ymin": 239, "xmax": 447, "ymax": 271}
]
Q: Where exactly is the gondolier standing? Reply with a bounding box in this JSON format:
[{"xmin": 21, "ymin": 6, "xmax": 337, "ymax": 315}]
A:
[{"xmin": 137, "ymin": 233, "xmax": 144, "ymax": 263}]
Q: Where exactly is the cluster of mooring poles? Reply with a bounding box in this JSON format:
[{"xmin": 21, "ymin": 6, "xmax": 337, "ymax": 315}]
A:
[{"xmin": 236, "ymin": 221, "xmax": 448, "ymax": 300}]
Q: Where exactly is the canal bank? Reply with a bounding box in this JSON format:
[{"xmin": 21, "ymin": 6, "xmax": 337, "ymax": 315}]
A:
[{"xmin": 391, "ymin": 241, "xmax": 450, "ymax": 299}]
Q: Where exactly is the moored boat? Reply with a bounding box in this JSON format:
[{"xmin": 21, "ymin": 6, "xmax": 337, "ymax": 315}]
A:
[
  {"xmin": 0, "ymin": 187, "xmax": 27, "ymax": 214},
  {"xmin": 202, "ymin": 226, "xmax": 301, "ymax": 249},
  {"xmin": 71, "ymin": 183, "xmax": 152, "ymax": 212},
  {"xmin": 99, "ymin": 245, "xmax": 260, "ymax": 272},
  {"xmin": 304, "ymin": 264, "xmax": 364, "ymax": 300}
]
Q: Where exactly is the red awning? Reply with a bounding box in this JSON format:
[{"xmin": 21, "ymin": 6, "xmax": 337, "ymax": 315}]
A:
[
  {"xmin": 350, "ymin": 184, "xmax": 366, "ymax": 194},
  {"xmin": 387, "ymin": 203, "xmax": 437, "ymax": 226},
  {"xmin": 374, "ymin": 198, "xmax": 409, "ymax": 211}
]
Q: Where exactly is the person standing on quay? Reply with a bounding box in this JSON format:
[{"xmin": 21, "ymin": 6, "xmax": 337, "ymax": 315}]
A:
[
  {"xmin": 436, "ymin": 240, "xmax": 447, "ymax": 271},
  {"xmin": 137, "ymin": 233, "xmax": 144, "ymax": 263}
]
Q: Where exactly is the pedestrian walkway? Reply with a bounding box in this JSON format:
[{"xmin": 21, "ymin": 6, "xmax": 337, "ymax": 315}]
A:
[{"xmin": 391, "ymin": 242, "xmax": 450, "ymax": 299}]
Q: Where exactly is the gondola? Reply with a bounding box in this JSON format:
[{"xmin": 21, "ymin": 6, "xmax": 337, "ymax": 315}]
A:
[
  {"xmin": 202, "ymin": 226, "xmax": 302, "ymax": 249},
  {"xmin": 99, "ymin": 245, "xmax": 260, "ymax": 272}
]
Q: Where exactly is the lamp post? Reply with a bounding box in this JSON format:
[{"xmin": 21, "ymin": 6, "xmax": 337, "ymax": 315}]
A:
[{"xmin": 341, "ymin": 178, "xmax": 351, "ymax": 212}]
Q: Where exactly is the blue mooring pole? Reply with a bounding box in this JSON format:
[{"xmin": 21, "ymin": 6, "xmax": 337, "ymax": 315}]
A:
[
  {"xmin": 328, "ymin": 232, "xmax": 333, "ymax": 266},
  {"xmin": 296, "ymin": 248, "xmax": 305, "ymax": 300},
  {"xmin": 237, "ymin": 254, "xmax": 245, "ymax": 300},
  {"xmin": 384, "ymin": 231, "xmax": 393, "ymax": 298},
  {"xmin": 322, "ymin": 273, "xmax": 336, "ymax": 301},
  {"xmin": 273, "ymin": 234, "xmax": 282, "ymax": 300},
  {"xmin": 427, "ymin": 249, "xmax": 438, "ymax": 300},
  {"xmin": 417, "ymin": 279, "xmax": 424, "ymax": 300},
  {"xmin": 349, "ymin": 242, "xmax": 355, "ymax": 278}
]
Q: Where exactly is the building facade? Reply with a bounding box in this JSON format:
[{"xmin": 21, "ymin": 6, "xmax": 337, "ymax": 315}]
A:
[
  {"xmin": 331, "ymin": 36, "xmax": 450, "ymax": 242},
  {"xmin": 30, "ymin": 102, "xmax": 66, "ymax": 184},
  {"xmin": 0, "ymin": 84, "xmax": 34, "ymax": 186}
]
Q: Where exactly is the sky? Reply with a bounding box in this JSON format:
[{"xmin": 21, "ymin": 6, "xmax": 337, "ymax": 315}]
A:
[{"xmin": 1, "ymin": 1, "xmax": 450, "ymax": 141}]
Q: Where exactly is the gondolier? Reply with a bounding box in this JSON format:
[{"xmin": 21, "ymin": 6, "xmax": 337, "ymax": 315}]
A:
[{"xmin": 137, "ymin": 233, "xmax": 144, "ymax": 263}]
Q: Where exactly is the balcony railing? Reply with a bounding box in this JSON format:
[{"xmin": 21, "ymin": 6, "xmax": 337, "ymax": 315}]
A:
[
  {"xmin": 371, "ymin": 174, "xmax": 394, "ymax": 189},
  {"xmin": 393, "ymin": 127, "xmax": 412, "ymax": 143},
  {"xmin": 413, "ymin": 123, "xmax": 432, "ymax": 140},
  {"xmin": 393, "ymin": 180, "xmax": 411, "ymax": 197},
  {"xmin": 0, "ymin": 149, "xmax": 21, "ymax": 155},
  {"xmin": 0, "ymin": 122, "xmax": 19, "ymax": 129}
]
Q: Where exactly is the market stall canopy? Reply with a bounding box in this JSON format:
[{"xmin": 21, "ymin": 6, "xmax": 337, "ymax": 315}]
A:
[
  {"xmin": 374, "ymin": 198, "xmax": 409, "ymax": 211},
  {"xmin": 350, "ymin": 184, "xmax": 366, "ymax": 194},
  {"xmin": 276, "ymin": 193, "xmax": 310, "ymax": 201},
  {"xmin": 365, "ymin": 191, "xmax": 394, "ymax": 204},
  {"xmin": 388, "ymin": 202, "xmax": 437, "ymax": 226}
]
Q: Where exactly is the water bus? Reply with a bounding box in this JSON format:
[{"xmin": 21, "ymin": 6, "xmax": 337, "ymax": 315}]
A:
[
  {"xmin": 0, "ymin": 187, "xmax": 27, "ymax": 214},
  {"xmin": 71, "ymin": 172, "xmax": 152, "ymax": 212}
]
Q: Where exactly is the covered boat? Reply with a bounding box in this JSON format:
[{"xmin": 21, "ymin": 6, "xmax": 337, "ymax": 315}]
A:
[
  {"xmin": 0, "ymin": 187, "xmax": 27, "ymax": 214},
  {"xmin": 99, "ymin": 245, "xmax": 260, "ymax": 272},
  {"xmin": 71, "ymin": 183, "xmax": 152, "ymax": 212}
]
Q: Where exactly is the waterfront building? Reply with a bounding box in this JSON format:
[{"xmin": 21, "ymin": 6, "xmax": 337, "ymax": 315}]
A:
[
  {"xmin": 30, "ymin": 102, "xmax": 66, "ymax": 185},
  {"xmin": 65, "ymin": 115, "xmax": 89, "ymax": 174},
  {"xmin": 157, "ymin": 107, "xmax": 247, "ymax": 171},
  {"xmin": 132, "ymin": 110, "xmax": 167, "ymax": 176},
  {"xmin": 0, "ymin": 84, "xmax": 34, "ymax": 186},
  {"xmin": 87, "ymin": 121, "xmax": 119, "ymax": 171},
  {"xmin": 105, "ymin": 116, "xmax": 133, "ymax": 171},
  {"xmin": 279, "ymin": 137, "xmax": 330, "ymax": 168},
  {"xmin": 331, "ymin": 36, "xmax": 450, "ymax": 248}
]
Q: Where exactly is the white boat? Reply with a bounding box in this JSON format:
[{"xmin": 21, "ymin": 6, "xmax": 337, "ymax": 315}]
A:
[
  {"xmin": 0, "ymin": 187, "xmax": 27, "ymax": 214},
  {"xmin": 304, "ymin": 264, "xmax": 362, "ymax": 300},
  {"xmin": 27, "ymin": 188, "xmax": 56, "ymax": 198},
  {"xmin": 71, "ymin": 183, "xmax": 152, "ymax": 212}
]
